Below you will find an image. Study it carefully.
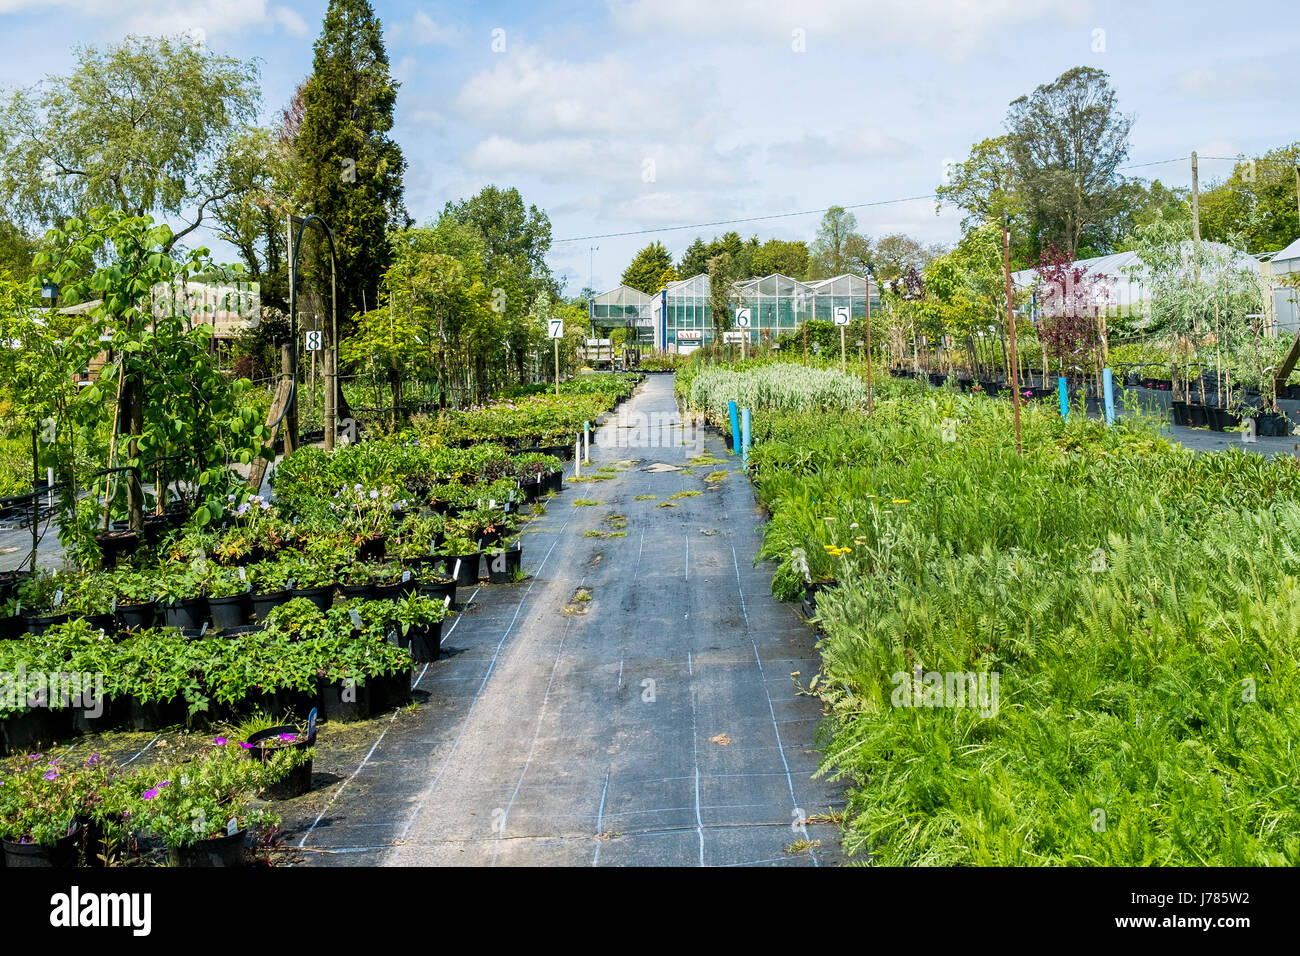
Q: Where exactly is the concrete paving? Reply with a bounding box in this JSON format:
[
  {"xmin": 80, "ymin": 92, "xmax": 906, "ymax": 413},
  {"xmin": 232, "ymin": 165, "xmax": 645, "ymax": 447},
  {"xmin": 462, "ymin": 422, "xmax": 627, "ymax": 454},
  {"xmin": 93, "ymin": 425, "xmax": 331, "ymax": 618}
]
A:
[{"xmin": 289, "ymin": 374, "xmax": 845, "ymax": 866}]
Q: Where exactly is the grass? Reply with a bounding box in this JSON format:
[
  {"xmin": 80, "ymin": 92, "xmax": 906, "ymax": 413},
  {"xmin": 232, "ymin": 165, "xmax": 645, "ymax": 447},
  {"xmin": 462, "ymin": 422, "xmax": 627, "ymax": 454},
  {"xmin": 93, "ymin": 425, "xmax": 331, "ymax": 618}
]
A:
[
  {"xmin": 785, "ymin": 839, "xmax": 822, "ymax": 855},
  {"xmin": 668, "ymin": 490, "xmax": 701, "ymax": 499},
  {"xmin": 704, "ymin": 470, "xmax": 728, "ymax": 482},
  {"xmin": 583, "ymin": 530, "xmax": 608, "ymax": 538},
  {"xmin": 571, "ymin": 499, "xmax": 601, "ymax": 507},
  {"xmin": 689, "ymin": 454, "xmax": 727, "ymax": 467},
  {"xmin": 634, "ymin": 494, "xmax": 657, "ymax": 500},
  {"xmin": 739, "ymin": 365, "xmax": 1300, "ymax": 866},
  {"xmin": 656, "ymin": 502, "xmax": 678, "ymax": 509}
]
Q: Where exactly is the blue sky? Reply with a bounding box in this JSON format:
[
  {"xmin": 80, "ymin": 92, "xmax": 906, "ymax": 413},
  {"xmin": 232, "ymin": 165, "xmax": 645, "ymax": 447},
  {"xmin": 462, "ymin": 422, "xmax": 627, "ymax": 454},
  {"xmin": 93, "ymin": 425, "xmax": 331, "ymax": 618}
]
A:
[{"xmin": 1, "ymin": 0, "xmax": 1295, "ymax": 293}]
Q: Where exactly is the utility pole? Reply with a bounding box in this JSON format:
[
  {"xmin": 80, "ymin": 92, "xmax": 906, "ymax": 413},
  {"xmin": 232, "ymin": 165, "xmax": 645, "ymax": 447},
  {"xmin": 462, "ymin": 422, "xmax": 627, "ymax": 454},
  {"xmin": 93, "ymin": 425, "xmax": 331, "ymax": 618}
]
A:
[
  {"xmin": 1191, "ymin": 151, "xmax": 1202, "ymax": 280},
  {"xmin": 1294, "ymin": 164, "xmax": 1300, "ymax": 232},
  {"xmin": 865, "ymin": 275, "xmax": 874, "ymax": 415},
  {"xmin": 589, "ymin": 245, "xmax": 598, "ymax": 339}
]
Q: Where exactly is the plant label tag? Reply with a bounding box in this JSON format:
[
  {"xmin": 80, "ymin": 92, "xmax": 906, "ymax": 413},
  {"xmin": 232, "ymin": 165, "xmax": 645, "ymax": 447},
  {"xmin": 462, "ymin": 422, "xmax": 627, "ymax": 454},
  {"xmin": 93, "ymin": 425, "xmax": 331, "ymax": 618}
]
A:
[
  {"xmin": 429, "ymin": 538, "xmax": 436, "ymax": 555},
  {"xmin": 489, "ymin": 499, "xmax": 495, "ymax": 509},
  {"xmin": 452, "ymin": 559, "xmax": 462, "ymax": 579},
  {"xmin": 293, "ymin": 516, "xmax": 299, "ymax": 525},
  {"xmin": 227, "ymin": 816, "xmax": 239, "ymax": 836},
  {"xmin": 52, "ymin": 589, "xmax": 63, "ymax": 608},
  {"xmin": 110, "ymin": 596, "xmax": 118, "ymax": 614},
  {"xmin": 238, "ymin": 567, "xmax": 246, "ymax": 581},
  {"xmin": 386, "ymin": 629, "xmax": 398, "ymax": 646},
  {"xmin": 200, "ymin": 622, "xmax": 209, "ymax": 637},
  {"xmin": 401, "ymin": 570, "xmax": 411, "ymax": 582},
  {"xmin": 349, "ymin": 608, "xmax": 362, "ymax": 629},
  {"xmin": 285, "ymin": 579, "xmax": 294, "ymax": 591},
  {"xmin": 443, "ymin": 595, "xmax": 451, "ymax": 608},
  {"xmin": 307, "ymin": 707, "xmax": 317, "ymax": 740}
]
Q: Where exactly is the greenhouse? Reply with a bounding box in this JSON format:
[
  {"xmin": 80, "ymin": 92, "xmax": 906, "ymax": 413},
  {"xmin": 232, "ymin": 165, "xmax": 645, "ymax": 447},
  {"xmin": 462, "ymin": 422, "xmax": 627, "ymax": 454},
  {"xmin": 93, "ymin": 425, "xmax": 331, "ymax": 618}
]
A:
[{"xmin": 606, "ymin": 272, "xmax": 879, "ymax": 352}]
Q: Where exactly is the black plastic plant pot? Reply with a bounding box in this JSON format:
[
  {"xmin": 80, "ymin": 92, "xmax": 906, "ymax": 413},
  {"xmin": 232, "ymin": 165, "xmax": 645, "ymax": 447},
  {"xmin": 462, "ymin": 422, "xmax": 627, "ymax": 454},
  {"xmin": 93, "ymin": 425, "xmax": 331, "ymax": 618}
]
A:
[
  {"xmin": 249, "ymin": 590, "xmax": 291, "ymax": 622},
  {"xmin": 417, "ymin": 578, "xmax": 456, "ymax": 606},
  {"xmin": 23, "ymin": 612, "xmax": 69, "ymax": 636},
  {"xmin": 0, "ymin": 613, "xmax": 23, "ymax": 640},
  {"xmin": 408, "ymin": 621, "xmax": 443, "ymax": 663},
  {"xmin": 317, "ymin": 676, "xmax": 370, "ymax": 722},
  {"xmin": 117, "ymin": 600, "xmax": 158, "ymax": 631},
  {"xmin": 70, "ymin": 696, "xmax": 117, "ymax": 736},
  {"xmin": 521, "ymin": 478, "xmax": 542, "ymax": 504},
  {"xmin": 371, "ymin": 668, "xmax": 413, "ymax": 711},
  {"xmin": 443, "ymin": 553, "xmax": 481, "ymax": 589},
  {"xmin": 485, "ymin": 546, "xmax": 522, "ymax": 584},
  {"xmin": 3, "ymin": 828, "xmax": 81, "ymax": 868},
  {"xmin": 124, "ymin": 696, "xmax": 185, "ymax": 732},
  {"xmin": 163, "ymin": 597, "xmax": 208, "ymax": 630},
  {"xmin": 1187, "ymin": 404, "xmax": 1208, "ymax": 427},
  {"xmin": 167, "ymin": 829, "xmax": 247, "ymax": 867},
  {"xmin": 338, "ymin": 584, "xmax": 376, "ymax": 602},
  {"xmin": 95, "ymin": 530, "xmax": 140, "ymax": 570},
  {"xmin": 246, "ymin": 724, "xmax": 316, "ymax": 799},
  {"xmin": 291, "ymin": 586, "xmax": 335, "ymax": 613},
  {"xmin": 1, "ymin": 708, "xmax": 59, "ymax": 756},
  {"xmin": 208, "ymin": 594, "xmax": 249, "ymax": 631},
  {"xmin": 372, "ymin": 582, "xmax": 409, "ymax": 603},
  {"xmin": 78, "ymin": 612, "xmax": 116, "ymax": 634},
  {"xmin": 357, "ymin": 535, "xmax": 387, "ymax": 562},
  {"xmin": 545, "ymin": 471, "xmax": 563, "ymax": 495}
]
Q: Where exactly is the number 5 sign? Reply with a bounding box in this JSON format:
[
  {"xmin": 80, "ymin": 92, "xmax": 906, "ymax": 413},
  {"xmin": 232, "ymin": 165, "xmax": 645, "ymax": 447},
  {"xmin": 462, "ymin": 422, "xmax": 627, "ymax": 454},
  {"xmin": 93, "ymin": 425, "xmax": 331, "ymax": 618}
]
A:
[
  {"xmin": 833, "ymin": 306, "xmax": 850, "ymax": 327},
  {"xmin": 548, "ymin": 318, "xmax": 564, "ymax": 339}
]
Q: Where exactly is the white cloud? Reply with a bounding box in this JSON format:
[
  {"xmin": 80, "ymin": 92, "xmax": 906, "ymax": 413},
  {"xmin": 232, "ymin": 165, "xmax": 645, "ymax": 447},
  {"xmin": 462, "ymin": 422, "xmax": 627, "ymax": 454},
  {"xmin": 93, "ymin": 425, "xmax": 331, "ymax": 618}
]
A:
[
  {"xmin": 455, "ymin": 45, "xmax": 722, "ymax": 140},
  {"xmin": 1174, "ymin": 60, "xmax": 1284, "ymax": 100},
  {"xmin": 410, "ymin": 11, "xmax": 459, "ymax": 46},
  {"xmin": 605, "ymin": 0, "xmax": 1090, "ymax": 59},
  {"xmin": 766, "ymin": 129, "xmax": 917, "ymax": 166},
  {"xmin": 0, "ymin": 0, "xmax": 309, "ymax": 41}
]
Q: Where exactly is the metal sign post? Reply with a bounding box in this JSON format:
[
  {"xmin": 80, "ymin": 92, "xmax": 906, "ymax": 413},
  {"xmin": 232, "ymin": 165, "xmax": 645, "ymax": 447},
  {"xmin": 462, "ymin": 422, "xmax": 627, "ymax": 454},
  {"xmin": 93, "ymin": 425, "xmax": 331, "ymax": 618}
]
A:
[
  {"xmin": 834, "ymin": 305, "xmax": 850, "ymax": 371},
  {"xmin": 549, "ymin": 318, "xmax": 564, "ymax": 396}
]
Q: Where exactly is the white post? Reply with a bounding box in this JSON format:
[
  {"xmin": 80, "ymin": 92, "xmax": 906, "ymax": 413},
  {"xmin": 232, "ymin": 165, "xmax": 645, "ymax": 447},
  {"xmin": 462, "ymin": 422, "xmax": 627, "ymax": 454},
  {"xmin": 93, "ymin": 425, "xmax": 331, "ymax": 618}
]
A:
[
  {"xmin": 584, "ymin": 422, "xmax": 590, "ymax": 463},
  {"xmin": 575, "ymin": 438, "xmax": 582, "ymax": 478}
]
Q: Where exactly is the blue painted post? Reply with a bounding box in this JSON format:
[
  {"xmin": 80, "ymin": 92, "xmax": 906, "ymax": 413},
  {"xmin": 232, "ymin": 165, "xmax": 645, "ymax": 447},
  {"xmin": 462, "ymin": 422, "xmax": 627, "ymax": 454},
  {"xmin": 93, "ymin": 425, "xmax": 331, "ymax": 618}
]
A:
[
  {"xmin": 1058, "ymin": 376, "xmax": 1069, "ymax": 420},
  {"xmin": 728, "ymin": 400, "xmax": 740, "ymax": 454},
  {"xmin": 741, "ymin": 407, "xmax": 751, "ymax": 469},
  {"xmin": 1102, "ymin": 368, "xmax": 1115, "ymax": 425}
]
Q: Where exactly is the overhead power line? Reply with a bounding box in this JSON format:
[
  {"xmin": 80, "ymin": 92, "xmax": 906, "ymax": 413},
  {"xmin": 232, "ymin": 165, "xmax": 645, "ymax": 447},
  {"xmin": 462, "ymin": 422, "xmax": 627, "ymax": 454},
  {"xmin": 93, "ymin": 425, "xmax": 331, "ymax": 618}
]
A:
[{"xmin": 552, "ymin": 193, "xmax": 939, "ymax": 243}]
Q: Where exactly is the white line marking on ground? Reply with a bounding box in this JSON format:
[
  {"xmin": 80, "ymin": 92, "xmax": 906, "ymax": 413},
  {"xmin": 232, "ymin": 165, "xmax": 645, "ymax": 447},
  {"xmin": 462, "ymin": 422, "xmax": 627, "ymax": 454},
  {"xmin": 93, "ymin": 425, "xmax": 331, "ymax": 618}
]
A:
[
  {"xmin": 394, "ymin": 520, "xmax": 570, "ymax": 847},
  {"xmin": 731, "ymin": 541, "xmax": 819, "ymax": 867},
  {"xmin": 491, "ymin": 611, "xmax": 575, "ymax": 866},
  {"xmin": 592, "ymin": 768, "xmax": 611, "ymax": 866}
]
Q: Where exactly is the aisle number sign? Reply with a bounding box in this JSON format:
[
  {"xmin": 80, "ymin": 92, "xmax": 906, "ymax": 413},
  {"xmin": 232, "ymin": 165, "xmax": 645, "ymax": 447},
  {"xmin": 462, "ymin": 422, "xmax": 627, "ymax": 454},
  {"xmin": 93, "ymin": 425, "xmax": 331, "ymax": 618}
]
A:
[
  {"xmin": 833, "ymin": 306, "xmax": 850, "ymax": 327},
  {"xmin": 548, "ymin": 319, "xmax": 564, "ymax": 339},
  {"xmin": 734, "ymin": 308, "xmax": 751, "ymax": 328}
]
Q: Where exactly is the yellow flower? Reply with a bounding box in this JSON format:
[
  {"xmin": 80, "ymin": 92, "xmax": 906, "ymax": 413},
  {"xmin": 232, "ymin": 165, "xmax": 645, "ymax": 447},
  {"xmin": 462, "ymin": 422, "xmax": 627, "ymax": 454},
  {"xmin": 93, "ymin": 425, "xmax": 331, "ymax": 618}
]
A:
[{"xmin": 892, "ymin": 498, "xmax": 909, "ymax": 504}]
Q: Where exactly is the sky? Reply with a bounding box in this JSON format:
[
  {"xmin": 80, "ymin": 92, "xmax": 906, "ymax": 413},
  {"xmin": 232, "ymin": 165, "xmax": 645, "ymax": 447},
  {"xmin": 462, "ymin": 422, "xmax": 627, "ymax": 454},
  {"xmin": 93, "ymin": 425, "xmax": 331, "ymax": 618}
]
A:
[{"xmin": 0, "ymin": 0, "xmax": 1295, "ymax": 294}]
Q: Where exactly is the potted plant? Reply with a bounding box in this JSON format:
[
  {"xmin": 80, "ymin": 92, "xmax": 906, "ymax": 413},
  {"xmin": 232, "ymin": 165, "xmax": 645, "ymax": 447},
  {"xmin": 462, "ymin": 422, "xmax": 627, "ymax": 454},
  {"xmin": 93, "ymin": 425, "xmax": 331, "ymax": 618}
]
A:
[
  {"xmin": 238, "ymin": 712, "xmax": 317, "ymax": 800},
  {"xmin": 247, "ymin": 559, "xmax": 294, "ymax": 622},
  {"xmin": 262, "ymin": 598, "xmax": 329, "ymax": 642},
  {"xmin": 157, "ymin": 565, "xmax": 208, "ymax": 630},
  {"xmin": 390, "ymin": 591, "xmax": 449, "ymax": 663},
  {"xmin": 112, "ymin": 568, "xmax": 159, "ymax": 631},
  {"xmin": 439, "ymin": 536, "xmax": 481, "ymax": 588},
  {"xmin": 338, "ymin": 562, "xmax": 378, "ymax": 602},
  {"xmin": 484, "ymin": 540, "xmax": 524, "ymax": 584},
  {"xmin": 132, "ymin": 743, "xmax": 294, "ymax": 866},
  {"xmin": 290, "ymin": 560, "xmax": 338, "ymax": 612},
  {"xmin": 0, "ymin": 753, "xmax": 83, "ymax": 866},
  {"xmin": 16, "ymin": 571, "xmax": 72, "ymax": 635},
  {"xmin": 205, "ymin": 566, "xmax": 250, "ymax": 630},
  {"xmin": 372, "ymin": 564, "xmax": 418, "ymax": 602}
]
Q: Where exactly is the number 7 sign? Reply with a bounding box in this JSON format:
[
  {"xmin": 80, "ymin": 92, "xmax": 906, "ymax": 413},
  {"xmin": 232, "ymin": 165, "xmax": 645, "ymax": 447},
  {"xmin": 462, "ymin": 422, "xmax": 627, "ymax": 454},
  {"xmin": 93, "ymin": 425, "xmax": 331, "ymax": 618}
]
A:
[{"xmin": 548, "ymin": 319, "xmax": 564, "ymax": 338}]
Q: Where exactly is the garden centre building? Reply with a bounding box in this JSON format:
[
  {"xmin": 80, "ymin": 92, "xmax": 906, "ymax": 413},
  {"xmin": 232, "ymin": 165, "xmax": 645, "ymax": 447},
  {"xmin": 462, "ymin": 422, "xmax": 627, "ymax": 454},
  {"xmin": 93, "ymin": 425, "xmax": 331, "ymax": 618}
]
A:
[{"xmin": 591, "ymin": 273, "xmax": 878, "ymax": 352}]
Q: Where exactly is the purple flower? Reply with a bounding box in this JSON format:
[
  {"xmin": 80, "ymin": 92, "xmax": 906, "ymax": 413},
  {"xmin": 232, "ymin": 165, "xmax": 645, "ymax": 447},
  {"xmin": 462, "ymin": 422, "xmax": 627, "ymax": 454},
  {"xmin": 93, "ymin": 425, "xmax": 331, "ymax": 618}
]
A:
[
  {"xmin": 26, "ymin": 753, "xmax": 42, "ymax": 760},
  {"xmin": 86, "ymin": 754, "xmax": 101, "ymax": 766},
  {"xmin": 158, "ymin": 781, "xmax": 169, "ymax": 789},
  {"xmin": 239, "ymin": 741, "xmax": 254, "ymax": 749},
  {"xmin": 141, "ymin": 788, "xmax": 159, "ymax": 800},
  {"xmin": 43, "ymin": 770, "xmax": 58, "ymax": 781},
  {"xmin": 277, "ymin": 733, "xmax": 297, "ymax": 742},
  {"xmin": 213, "ymin": 737, "xmax": 227, "ymax": 746}
]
